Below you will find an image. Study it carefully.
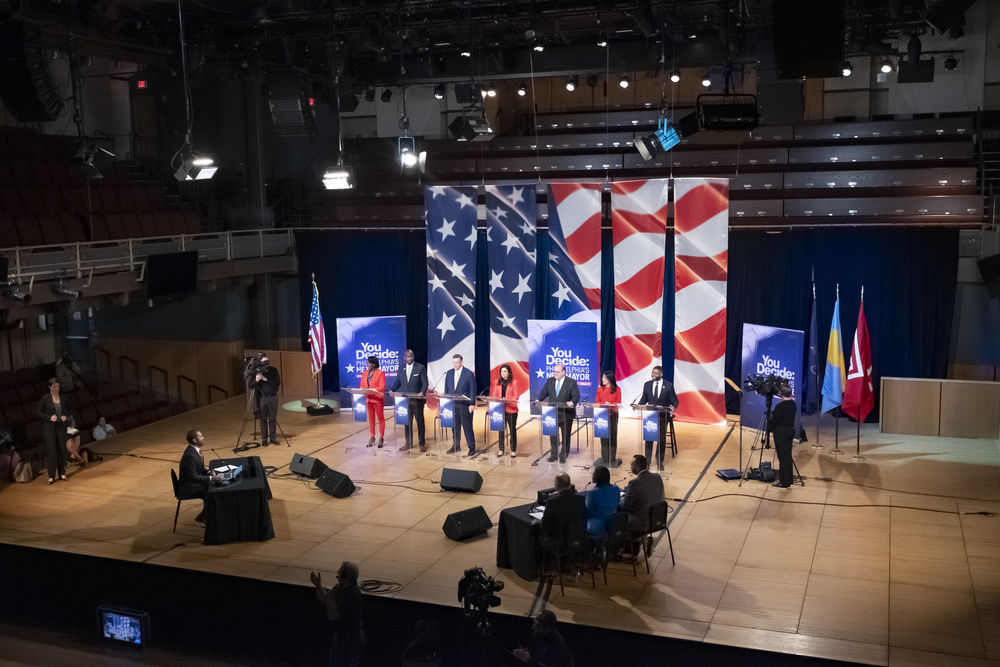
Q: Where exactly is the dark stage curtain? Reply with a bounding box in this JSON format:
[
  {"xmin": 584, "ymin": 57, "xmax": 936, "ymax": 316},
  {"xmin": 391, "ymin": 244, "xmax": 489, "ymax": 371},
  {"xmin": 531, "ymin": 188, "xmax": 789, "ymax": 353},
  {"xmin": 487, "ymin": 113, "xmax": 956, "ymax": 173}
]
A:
[{"xmin": 297, "ymin": 227, "xmax": 959, "ymax": 418}]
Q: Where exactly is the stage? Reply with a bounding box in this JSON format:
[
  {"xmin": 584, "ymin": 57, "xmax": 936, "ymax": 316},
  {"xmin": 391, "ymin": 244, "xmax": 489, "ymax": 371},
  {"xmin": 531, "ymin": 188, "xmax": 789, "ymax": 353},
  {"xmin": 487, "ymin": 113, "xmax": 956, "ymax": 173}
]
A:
[{"xmin": 0, "ymin": 395, "xmax": 997, "ymax": 666}]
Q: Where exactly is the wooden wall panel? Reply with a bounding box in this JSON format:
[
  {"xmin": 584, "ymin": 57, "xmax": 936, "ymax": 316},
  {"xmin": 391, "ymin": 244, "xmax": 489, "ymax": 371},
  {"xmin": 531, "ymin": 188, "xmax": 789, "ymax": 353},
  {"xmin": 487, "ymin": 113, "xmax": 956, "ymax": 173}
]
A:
[
  {"xmin": 279, "ymin": 351, "xmax": 318, "ymax": 397},
  {"xmin": 940, "ymin": 381, "xmax": 1000, "ymax": 439},
  {"xmin": 880, "ymin": 377, "xmax": 941, "ymax": 436}
]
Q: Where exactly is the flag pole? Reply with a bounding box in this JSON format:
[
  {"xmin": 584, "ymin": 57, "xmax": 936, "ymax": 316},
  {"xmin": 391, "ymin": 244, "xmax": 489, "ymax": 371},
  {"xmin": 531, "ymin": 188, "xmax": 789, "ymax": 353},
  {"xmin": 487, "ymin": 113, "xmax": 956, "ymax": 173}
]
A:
[
  {"xmin": 852, "ymin": 284, "xmax": 866, "ymax": 461},
  {"xmin": 811, "ymin": 279, "xmax": 822, "ymax": 450},
  {"xmin": 312, "ymin": 272, "xmax": 323, "ymax": 405},
  {"xmin": 829, "ymin": 283, "xmax": 844, "ymax": 455}
]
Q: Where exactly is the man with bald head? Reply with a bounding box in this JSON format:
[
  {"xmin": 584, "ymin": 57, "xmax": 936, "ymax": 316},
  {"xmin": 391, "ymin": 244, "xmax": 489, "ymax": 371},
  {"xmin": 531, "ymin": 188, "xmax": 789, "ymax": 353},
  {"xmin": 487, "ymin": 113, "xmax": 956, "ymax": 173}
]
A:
[
  {"xmin": 540, "ymin": 472, "xmax": 586, "ymax": 553},
  {"xmin": 536, "ymin": 365, "xmax": 580, "ymax": 463}
]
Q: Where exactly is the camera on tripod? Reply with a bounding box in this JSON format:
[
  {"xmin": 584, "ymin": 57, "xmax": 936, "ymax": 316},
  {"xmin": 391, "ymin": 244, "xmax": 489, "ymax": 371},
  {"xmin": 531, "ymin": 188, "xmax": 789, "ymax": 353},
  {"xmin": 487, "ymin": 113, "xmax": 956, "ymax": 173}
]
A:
[
  {"xmin": 457, "ymin": 567, "xmax": 503, "ymax": 614},
  {"xmin": 243, "ymin": 352, "xmax": 267, "ymax": 385},
  {"xmin": 743, "ymin": 372, "xmax": 787, "ymax": 398}
]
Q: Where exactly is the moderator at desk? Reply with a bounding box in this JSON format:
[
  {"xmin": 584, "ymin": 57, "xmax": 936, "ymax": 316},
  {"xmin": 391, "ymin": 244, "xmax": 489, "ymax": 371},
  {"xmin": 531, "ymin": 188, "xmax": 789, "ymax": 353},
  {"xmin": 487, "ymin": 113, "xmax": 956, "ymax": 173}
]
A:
[{"xmin": 205, "ymin": 456, "xmax": 274, "ymax": 545}]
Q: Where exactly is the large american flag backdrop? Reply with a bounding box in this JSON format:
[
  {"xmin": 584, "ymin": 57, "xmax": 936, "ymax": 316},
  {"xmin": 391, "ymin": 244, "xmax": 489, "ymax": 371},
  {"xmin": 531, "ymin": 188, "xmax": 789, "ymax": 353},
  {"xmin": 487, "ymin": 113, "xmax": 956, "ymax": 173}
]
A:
[
  {"xmin": 673, "ymin": 178, "xmax": 729, "ymax": 424},
  {"xmin": 611, "ymin": 179, "xmax": 669, "ymax": 405},
  {"xmin": 486, "ymin": 184, "xmax": 536, "ymax": 403},
  {"xmin": 425, "ymin": 185, "xmax": 478, "ymax": 390},
  {"xmin": 546, "ymin": 182, "xmax": 602, "ymax": 331}
]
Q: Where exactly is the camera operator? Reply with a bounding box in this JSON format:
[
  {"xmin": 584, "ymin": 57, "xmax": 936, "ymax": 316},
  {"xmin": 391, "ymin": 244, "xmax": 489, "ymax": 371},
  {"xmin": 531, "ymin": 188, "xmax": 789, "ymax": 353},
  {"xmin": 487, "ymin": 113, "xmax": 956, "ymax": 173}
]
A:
[
  {"xmin": 251, "ymin": 354, "xmax": 281, "ymax": 446},
  {"xmin": 768, "ymin": 382, "xmax": 797, "ymax": 489},
  {"xmin": 512, "ymin": 610, "xmax": 574, "ymax": 667}
]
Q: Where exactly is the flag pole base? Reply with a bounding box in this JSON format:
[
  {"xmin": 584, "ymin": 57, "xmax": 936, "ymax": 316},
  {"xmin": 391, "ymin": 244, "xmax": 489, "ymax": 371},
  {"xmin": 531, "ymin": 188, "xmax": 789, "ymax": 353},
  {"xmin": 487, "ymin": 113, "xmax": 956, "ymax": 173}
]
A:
[
  {"xmin": 852, "ymin": 454, "xmax": 866, "ymax": 462},
  {"xmin": 828, "ymin": 447, "xmax": 844, "ymax": 456},
  {"xmin": 810, "ymin": 443, "xmax": 824, "ymax": 450}
]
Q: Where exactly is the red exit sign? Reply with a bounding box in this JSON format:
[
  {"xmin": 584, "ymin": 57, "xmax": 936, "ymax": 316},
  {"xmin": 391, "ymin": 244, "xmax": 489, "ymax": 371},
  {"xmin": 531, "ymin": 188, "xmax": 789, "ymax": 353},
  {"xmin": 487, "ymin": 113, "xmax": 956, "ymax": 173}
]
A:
[{"xmin": 136, "ymin": 80, "xmax": 148, "ymax": 89}]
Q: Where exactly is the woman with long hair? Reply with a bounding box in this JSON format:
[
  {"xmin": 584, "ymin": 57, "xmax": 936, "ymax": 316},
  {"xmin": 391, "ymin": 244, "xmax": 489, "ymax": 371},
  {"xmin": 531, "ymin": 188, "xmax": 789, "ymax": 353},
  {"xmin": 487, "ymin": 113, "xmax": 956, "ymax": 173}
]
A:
[
  {"xmin": 594, "ymin": 371, "xmax": 622, "ymax": 467},
  {"xmin": 490, "ymin": 364, "xmax": 520, "ymax": 456}
]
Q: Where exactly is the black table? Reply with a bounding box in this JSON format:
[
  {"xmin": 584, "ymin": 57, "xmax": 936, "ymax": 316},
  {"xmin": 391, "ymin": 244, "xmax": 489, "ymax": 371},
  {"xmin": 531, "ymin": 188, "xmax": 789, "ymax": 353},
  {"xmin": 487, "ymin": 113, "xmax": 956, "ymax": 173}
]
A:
[
  {"xmin": 496, "ymin": 502, "xmax": 542, "ymax": 581},
  {"xmin": 205, "ymin": 456, "xmax": 274, "ymax": 545}
]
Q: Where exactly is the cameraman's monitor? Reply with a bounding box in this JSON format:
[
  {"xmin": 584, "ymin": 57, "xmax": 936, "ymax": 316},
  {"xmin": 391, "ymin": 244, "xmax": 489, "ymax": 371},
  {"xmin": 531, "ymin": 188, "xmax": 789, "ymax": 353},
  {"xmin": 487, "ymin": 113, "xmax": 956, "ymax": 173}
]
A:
[{"xmin": 97, "ymin": 604, "xmax": 149, "ymax": 647}]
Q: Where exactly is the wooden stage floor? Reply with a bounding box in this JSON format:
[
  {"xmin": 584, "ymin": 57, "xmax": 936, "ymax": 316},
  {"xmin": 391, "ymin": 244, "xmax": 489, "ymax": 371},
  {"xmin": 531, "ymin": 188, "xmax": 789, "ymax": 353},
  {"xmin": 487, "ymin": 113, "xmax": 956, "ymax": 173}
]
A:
[{"xmin": 0, "ymin": 395, "xmax": 997, "ymax": 667}]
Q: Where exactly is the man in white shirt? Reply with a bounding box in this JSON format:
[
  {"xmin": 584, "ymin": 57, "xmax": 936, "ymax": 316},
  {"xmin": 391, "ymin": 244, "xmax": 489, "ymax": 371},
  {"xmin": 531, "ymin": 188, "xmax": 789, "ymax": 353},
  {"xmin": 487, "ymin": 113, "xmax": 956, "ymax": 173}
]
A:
[
  {"xmin": 92, "ymin": 416, "xmax": 117, "ymax": 441},
  {"xmin": 390, "ymin": 349, "xmax": 428, "ymax": 452}
]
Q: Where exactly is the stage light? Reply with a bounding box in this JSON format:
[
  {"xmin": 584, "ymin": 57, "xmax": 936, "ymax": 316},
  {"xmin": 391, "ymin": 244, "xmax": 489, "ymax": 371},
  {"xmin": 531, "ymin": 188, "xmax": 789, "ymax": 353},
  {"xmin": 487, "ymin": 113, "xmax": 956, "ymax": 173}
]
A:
[
  {"xmin": 485, "ymin": 83, "xmax": 497, "ymax": 98},
  {"xmin": 380, "ymin": 88, "xmax": 393, "ymax": 103},
  {"xmin": 944, "ymin": 54, "xmax": 958, "ymax": 70},
  {"xmin": 517, "ymin": 85, "xmax": 527, "ymax": 96},
  {"xmin": 364, "ymin": 88, "xmax": 376, "ymax": 102},
  {"xmin": 597, "ymin": 39, "xmax": 608, "ymax": 47},
  {"xmin": 533, "ymin": 43, "xmax": 544, "ymax": 53},
  {"xmin": 619, "ymin": 74, "xmax": 630, "ymax": 89},
  {"xmin": 670, "ymin": 69, "xmax": 680, "ymax": 83},
  {"xmin": 565, "ymin": 75, "xmax": 577, "ymax": 92},
  {"xmin": 634, "ymin": 117, "xmax": 683, "ymax": 161},
  {"xmin": 701, "ymin": 72, "xmax": 712, "ymax": 87},
  {"xmin": 174, "ymin": 155, "xmax": 217, "ymax": 181},
  {"xmin": 5, "ymin": 285, "xmax": 30, "ymax": 304},
  {"xmin": 842, "ymin": 61, "xmax": 853, "ymax": 77},
  {"xmin": 52, "ymin": 281, "xmax": 81, "ymax": 299},
  {"xmin": 449, "ymin": 114, "xmax": 494, "ymax": 142},
  {"xmin": 433, "ymin": 83, "xmax": 445, "ymax": 100},
  {"xmin": 460, "ymin": 49, "xmax": 471, "ymax": 58},
  {"xmin": 321, "ymin": 165, "xmax": 354, "ymax": 190},
  {"xmin": 880, "ymin": 58, "xmax": 893, "ymax": 74}
]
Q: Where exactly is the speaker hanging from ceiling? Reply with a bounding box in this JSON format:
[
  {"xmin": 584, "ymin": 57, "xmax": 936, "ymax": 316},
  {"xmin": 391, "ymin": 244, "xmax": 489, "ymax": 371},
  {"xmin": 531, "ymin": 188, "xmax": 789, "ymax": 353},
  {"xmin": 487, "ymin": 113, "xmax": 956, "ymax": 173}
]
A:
[
  {"xmin": 268, "ymin": 73, "xmax": 317, "ymax": 137},
  {"xmin": 0, "ymin": 18, "xmax": 66, "ymax": 122}
]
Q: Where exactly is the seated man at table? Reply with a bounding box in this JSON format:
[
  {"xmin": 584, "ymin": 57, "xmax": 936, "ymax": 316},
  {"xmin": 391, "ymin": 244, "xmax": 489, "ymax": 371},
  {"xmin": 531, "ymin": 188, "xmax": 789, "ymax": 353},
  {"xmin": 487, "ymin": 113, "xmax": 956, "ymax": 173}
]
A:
[
  {"xmin": 540, "ymin": 473, "xmax": 586, "ymax": 554},
  {"xmin": 618, "ymin": 454, "xmax": 664, "ymax": 554},
  {"xmin": 178, "ymin": 429, "xmax": 218, "ymax": 523}
]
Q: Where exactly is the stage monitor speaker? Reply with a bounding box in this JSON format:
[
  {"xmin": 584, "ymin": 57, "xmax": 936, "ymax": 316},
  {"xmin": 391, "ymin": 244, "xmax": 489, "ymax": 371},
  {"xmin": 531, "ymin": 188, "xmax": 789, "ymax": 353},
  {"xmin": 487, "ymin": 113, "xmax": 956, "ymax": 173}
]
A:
[
  {"xmin": 0, "ymin": 19, "xmax": 66, "ymax": 122},
  {"xmin": 978, "ymin": 253, "xmax": 1000, "ymax": 299},
  {"xmin": 442, "ymin": 506, "xmax": 491, "ymax": 541},
  {"xmin": 772, "ymin": 0, "xmax": 844, "ymax": 79},
  {"xmin": 290, "ymin": 453, "xmax": 328, "ymax": 479},
  {"xmin": 317, "ymin": 468, "xmax": 355, "ymax": 498},
  {"xmin": 440, "ymin": 468, "xmax": 483, "ymax": 493}
]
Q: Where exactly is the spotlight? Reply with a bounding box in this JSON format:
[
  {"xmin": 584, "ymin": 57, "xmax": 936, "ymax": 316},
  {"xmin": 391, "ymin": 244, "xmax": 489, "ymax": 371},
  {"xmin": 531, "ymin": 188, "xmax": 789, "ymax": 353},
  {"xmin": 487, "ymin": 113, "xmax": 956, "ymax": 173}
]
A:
[
  {"xmin": 448, "ymin": 113, "xmax": 494, "ymax": 142},
  {"xmin": 842, "ymin": 61, "xmax": 853, "ymax": 77},
  {"xmin": 533, "ymin": 43, "xmax": 544, "ymax": 53},
  {"xmin": 701, "ymin": 72, "xmax": 712, "ymax": 87},
  {"xmin": 619, "ymin": 74, "xmax": 630, "ymax": 89},
  {"xmin": 380, "ymin": 88, "xmax": 393, "ymax": 103},
  {"xmin": 565, "ymin": 75, "xmax": 577, "ymax": 92},
  {"xmin": 880, "ymin": 58, "xmax": 893, "ymax": 74},
  {"xmin": 174, "ymin": 155, "xmax": 217, "ymax": 181},
  {"xmin": 5, "ymin": 286, "xmax": 30, "ymax": 304},
  {"xmin": 670, "ymin": 69, "xmax": 680, "ymax": 83},
  {"xmin": 460, "ymin": 49, "xmax": 471, "ymax": 58},
  {"xmin": 634, "ymin": 117, "xmax": 684, "ymax": 161},
  {"xmin": 517, "ymin": 85, "xmax": 527, "ymax": 96},
  {"xmin": 364, "ymin": 88, "xmax": 376, "ymax": 102},
  {"xmin": 398, "ymin": 135, "xmax": 425, "ymax": 172},
  {"xmin": 321, "ymin": 165, "xmax": 354, "ymax": 190},
  {"xmin": 486, "ymin": 83, "xmax": 497, "ymax": 98},
  {"xmin": 52, "ymin": 281, "xmax": 81, "ymax": 299},
  {"xmin": 944, "ymin": 55, "xmax": 958, "ymax": 71},
  {"xmin": 597, "ymin": 39, "xmax": 608, "ymax": 47},
  {"xmin": 433, "ymin": 83, "xmax": 445, "ymax": 100}
]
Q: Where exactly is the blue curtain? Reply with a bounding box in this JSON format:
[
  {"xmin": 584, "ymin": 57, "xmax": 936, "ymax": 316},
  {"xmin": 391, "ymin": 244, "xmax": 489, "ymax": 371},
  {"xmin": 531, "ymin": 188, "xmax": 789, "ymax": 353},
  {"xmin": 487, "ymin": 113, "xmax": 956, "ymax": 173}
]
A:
[{"xmin": 298, "ymin": 227, "xmax": 958, "ymax": 417}]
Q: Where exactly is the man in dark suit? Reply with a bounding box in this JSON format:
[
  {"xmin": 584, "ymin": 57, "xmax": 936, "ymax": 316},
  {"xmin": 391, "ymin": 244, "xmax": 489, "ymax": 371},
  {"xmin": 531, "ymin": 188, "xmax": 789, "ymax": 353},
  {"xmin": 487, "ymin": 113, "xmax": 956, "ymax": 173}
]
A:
[
  {"xmin": 391, "ymin": 349, "xmax": 428, "ymax": 452},
  {"xmin": 443, "ymin": 354, "xmax": 477, "ymax": 456},
  {"xmin": 536, "ymin": 364, "xmax": 580, "ymax": 463},
  {"xmin": 634, "ymin": 365, "xmax": 679, "ymax": 469},
  {"xmin": 178, "ymin": 428, "xmax": 217, "ymax": 523},
  {"xmin": 619, "ymin": 455, "xmax": 664, "ymax": 553},
  {"xmin": 540, "ymin": 473, "xmax": 586, "ymax": 554}
]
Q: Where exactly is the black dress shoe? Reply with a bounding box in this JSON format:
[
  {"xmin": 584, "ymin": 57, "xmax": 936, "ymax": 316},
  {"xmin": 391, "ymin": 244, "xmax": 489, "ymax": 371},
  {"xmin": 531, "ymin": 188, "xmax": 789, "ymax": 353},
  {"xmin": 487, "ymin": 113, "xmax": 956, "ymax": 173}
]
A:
[
  {"xmin": 771, "ymin": 481, "xmax": 790, "ymax": 488},
  {"xmin": 547, "ymin": 456, "xmax": 558, "ymax": 463},
  {"xmin": 446, "ymin": 446, "xmax": 459, "ymax": 454},
  {"xmin": 466, "ymin": 449, "xmax": 477, "ymax": 457}
]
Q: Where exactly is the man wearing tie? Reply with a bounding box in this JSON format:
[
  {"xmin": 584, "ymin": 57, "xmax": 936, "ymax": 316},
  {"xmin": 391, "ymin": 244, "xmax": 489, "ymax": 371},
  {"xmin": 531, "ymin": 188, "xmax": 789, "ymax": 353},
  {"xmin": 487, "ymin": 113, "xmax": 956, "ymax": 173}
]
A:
[
  {"xmin": 536, "ymin": 364, "xmax": 580, "ymax": 464},
  {"xmin": 634, "ymin": 365, "xmax": 679, "ymax": 469},
  {"xmin": 391, "ymin": 349, "xmax": 428, "ymax": 452},
  {"xmin": 444, "ymin": 354, "xmax": 477, "ymax": 456},
  {"xmin": 178, "ymin": 429, "xmax": 218, "ymax": 524}
]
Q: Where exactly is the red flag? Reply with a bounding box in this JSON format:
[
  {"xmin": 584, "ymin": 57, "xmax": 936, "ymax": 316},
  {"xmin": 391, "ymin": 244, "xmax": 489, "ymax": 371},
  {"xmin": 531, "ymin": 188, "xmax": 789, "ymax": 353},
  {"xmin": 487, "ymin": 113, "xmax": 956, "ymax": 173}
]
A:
[{"xmin": 842, "ymin": 299, "xmax": 873, "ymax": 422}]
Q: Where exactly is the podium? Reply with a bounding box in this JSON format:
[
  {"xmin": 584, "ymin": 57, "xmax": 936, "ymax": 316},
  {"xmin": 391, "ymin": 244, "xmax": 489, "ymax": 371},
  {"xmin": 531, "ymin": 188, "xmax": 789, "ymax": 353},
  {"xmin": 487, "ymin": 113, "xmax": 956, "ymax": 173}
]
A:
[
  {"xmin": 477, "ymin": 395, "xmax": 519, "ymax": 459},
  {"xmin": 583, "ymin": 402, "xmax": 626, "ymax": 468},
  {"xmin": 532, "ymin": 400, "xmax": 578, "ymax": 463},
  {"xmin": 344, "ymin": 387, "xmax": 385, "ymax": 452},
  {"xmin": 630, "ymin": 403, "xmax": 677, "ymax": 470},
  {"xmin": 391, "ymin": 391, "xmax": 426, "ymax": 454},
  {"xmin": 435, "ymin": 392, "xmax": 471, "ymax": 459}
]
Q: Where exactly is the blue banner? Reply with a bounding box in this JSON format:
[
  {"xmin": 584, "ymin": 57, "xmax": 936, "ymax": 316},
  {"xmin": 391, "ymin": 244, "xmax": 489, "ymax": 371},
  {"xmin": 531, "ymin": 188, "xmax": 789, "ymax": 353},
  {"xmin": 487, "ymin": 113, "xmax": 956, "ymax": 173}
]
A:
[
  {"xmin": 593, "ymin": 406, "xmax": 610, "ymax": 439},
  {"xmin": 740, "ymin": 323, "xmax": 804, "ymax": 428},
  {"xmin": 541, "ymin": 405, "xmax": 558, "ymax": 436},
  {"xmin": 352, "ymin": 393, "xmax": 367, "ymax": 422},
  {"xmin": 527, "ymin": 319, "xmax": 599, "ymax": 413},
  {"xmin": 439, "ymin": 398, "xmax": 454, "ymax": 429},
  {"xmin": 488, "ymin": 399, "xmax": 505, "ymax": 432},
  {"xmin": 642, "ymin": 409, "xmax": 661, "ymax": 442},
  {"xmin": 395, "ymin": 397, "xmax": 409, "ymax": 426},
  {"xmin": 336, "ymin": 315, "xmax": 406, "ymax": 408}
]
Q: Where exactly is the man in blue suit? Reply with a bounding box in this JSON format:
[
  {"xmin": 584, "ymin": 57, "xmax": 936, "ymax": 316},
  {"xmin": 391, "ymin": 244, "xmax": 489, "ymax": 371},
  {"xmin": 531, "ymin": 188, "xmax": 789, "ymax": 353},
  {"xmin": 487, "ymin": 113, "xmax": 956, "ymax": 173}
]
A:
[
  {"xmin": 535, "ymin": 364, "xmax": 580, "ymax": 463},
  {"xmin": 444, "ymin": 354, "xmax": 477, "ymax": 456}
]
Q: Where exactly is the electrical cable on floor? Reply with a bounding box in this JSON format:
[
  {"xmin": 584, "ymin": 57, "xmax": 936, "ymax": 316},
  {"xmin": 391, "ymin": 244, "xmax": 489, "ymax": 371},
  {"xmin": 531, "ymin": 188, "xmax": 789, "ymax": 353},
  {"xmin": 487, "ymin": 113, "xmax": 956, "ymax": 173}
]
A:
[
  {"xmin": 359, "ymin": 579, "xmax": 404, "ymax": 594},
  {"xmin": 668, "ymin": 492, "xmax": 997, "ymax": 516},
  {"xmin": 811, "ymin": 476, "xmax": 998, "ymax": 503}
]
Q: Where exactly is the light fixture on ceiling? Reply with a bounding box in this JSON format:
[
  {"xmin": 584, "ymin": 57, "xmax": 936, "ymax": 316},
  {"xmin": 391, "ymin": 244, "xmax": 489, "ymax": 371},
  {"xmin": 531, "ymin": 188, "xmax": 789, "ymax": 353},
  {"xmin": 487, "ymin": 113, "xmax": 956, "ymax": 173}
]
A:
[
  {"xmin": 459, "ymin": 49, "xmax": 471, "ymax": 58},
  {"xmin": 364, "ymin": 88, "xmax": 376, "ymax": 102},
  {"xmin": 171, "ymin": 0, "xmax": 216, "ymax": 182},
  {"xmin": 670, "ymin": 69, "xmax": 681, "ymax": 83},
  {"xmin": 880, "ymin": 58, "xmax": 893, "ymax": 74},
  {"xmin": 565, "ymin": 75, "xmax": 578, "ymax": 92},
  {"xmin": 619, "ymin": 74, "xmax": 630, "ymax": 89},
  {"xmin": 174, "ymin": 155, "xmax": 218, "ymax": 181},
  {"xmin": 448, "ymin": 113, "xmax": 494, "ymax": 142},
  {"xmin": 5, "ymin": 281, "xmax": 31, "ymax": 304},
  {"xmin": 842, "ymin": 61, "xmax": 853, "ymax": 77},
  {"xmin": 322, "ymin": 165, "xmax": 354, "ymax": 190},
  {"xmin": 517, "ymin": 84, "xmax": 527, "ymax": 96},
  {"xmin": 944, "ymin": 54, "xmax": 958, "ymax": 70},
  {"xmin": 533, "ymin": 43, "xmax": 544, "ymax": 53},
  {"xmin": 486, "ymin": 83, "xmax": 497, "ymax": 98},
  {"xmin": 701, "ymin": 71, "xmax": 712, "ymax": 87},
  {"xmin": 634, "ymin": 116, "xmax": 695, "ymax": 161},
  {"xmin": 597, "ymin": 39, "xmax": 608, "ymax": 47},
  {"xmin": 52, "ymin": 280, "xmax": 81, "ymax": 300},
  {"xmin": 380, "ymin": 88, "xmax": 393, "ymax": 102},
  {"xmin": 433, "ymin": 83, "xmax": 445, "ymax": 100}
]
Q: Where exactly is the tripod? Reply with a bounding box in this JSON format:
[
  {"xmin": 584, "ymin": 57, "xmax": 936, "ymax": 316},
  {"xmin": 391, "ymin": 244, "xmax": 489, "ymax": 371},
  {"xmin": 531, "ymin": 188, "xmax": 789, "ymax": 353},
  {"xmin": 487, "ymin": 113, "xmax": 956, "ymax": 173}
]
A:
[
  {"xmin": 234, "ymin": 386, "xmax": 290, "ymax": 453},
  {"xmin": 459, "ymin": 606, "xmax": 504, "ymax": 667},
  {"xmin": 738, "ymin": 395, "xmax": 803, "ymax": 488}
]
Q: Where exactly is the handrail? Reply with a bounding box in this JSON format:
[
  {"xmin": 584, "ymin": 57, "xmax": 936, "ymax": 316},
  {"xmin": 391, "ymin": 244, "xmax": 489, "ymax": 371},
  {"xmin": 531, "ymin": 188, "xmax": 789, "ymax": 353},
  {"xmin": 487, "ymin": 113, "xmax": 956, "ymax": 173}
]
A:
[
  {"xmin": 207, "ymin": 384, "xmax": 229, "ymax": 403},
  {"xmin": 177, "ymin": 375, "xmax": 198, "ymax": 407},
  {"xmin": 149, "ymin": 365, "xmax": 169, "ymax": 397},
  {"xmin": 120, "ymin": 355, "xmax": 139, "ymax": 385},
  {"xmin": 92, "ymin": 346, "xmax": 111, "ymax": 377}
]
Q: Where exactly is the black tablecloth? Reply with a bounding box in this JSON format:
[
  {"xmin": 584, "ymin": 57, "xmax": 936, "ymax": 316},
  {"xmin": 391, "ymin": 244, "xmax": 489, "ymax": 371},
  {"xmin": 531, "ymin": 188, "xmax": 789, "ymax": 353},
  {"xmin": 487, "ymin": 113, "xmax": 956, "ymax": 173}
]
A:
[
  {"xmin": 496, "ymin": 502, "xmax": 542, "ymax": 581},
  {"xmin": 205, "ymin": 456, "xmax": 274, "ymax": 545}
]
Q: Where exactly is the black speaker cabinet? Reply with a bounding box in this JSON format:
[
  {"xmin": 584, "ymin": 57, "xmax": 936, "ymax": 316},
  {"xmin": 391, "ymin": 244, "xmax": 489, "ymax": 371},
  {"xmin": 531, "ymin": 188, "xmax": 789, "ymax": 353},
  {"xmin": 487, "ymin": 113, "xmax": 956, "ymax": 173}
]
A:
[
  {"xmin": 290, "ymin": 453, "xmax": 327, "ymax": 479},
  {"xmin": 442, "ymin": 506, "xmax": 491, "ymax": 541},
  {"xmin": 440, "ymin": 468, "xmax": 483, "ymax": 493},
  {"xmin": 317, "ymin": 468, "xmax": 355, "ymax": 498}
]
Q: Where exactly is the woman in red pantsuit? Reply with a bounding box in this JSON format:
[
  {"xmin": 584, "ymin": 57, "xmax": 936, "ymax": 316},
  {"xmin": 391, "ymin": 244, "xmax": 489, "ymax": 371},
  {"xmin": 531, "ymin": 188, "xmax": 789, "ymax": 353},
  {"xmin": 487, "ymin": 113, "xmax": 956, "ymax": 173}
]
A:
[
  {"xmin": 489, "ymin": 364, "xmax": 520, "ymax": 456},
  {"xmin": 361, "ymin": 355, "xmax": 386, "ymax": 448}
]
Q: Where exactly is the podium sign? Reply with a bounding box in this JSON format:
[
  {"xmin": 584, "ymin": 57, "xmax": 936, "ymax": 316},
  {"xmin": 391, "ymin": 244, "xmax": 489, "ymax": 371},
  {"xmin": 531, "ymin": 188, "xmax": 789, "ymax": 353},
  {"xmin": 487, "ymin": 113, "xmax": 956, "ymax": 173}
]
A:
[
  {"xmin": 395, "ymin": 397, "xmax": 409, "ymax": 426},
  {"xmin": 439, "ymin": 398, "xmax": 454, "ymax": 429},
  {"xmin": 541, "ymin": 405, "xmax": 558, "ymax": 436},
  {"xmin": 593, "ymin": 406, "xmax": 610, "ymax": 438},
  {"xmin": 488, "ymin": 400, "xmax": 505, "ymax": 432},
  {"xmin": 352, "ymin": 393, "xmax": 367, "ymax": 422},
  {"xmin": 642, "ymin": 409, "xmax": 660, "ymax": 441}
]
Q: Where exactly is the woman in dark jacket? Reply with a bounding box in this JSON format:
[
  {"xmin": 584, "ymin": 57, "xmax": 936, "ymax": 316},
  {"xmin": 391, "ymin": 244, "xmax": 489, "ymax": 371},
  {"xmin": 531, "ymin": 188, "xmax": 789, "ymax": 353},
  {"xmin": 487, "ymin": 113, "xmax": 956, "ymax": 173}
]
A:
[{"xmin": 36, "ymin": 377, "xmax": 70, "ymax": 484}]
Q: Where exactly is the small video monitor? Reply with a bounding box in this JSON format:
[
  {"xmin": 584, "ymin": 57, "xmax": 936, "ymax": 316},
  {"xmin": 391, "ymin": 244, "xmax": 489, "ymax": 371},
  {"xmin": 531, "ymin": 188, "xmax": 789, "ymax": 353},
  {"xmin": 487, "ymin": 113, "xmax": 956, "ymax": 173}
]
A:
[{"xmin": 97, "ymin": 604, "xmax": 149, "ymax": 647}]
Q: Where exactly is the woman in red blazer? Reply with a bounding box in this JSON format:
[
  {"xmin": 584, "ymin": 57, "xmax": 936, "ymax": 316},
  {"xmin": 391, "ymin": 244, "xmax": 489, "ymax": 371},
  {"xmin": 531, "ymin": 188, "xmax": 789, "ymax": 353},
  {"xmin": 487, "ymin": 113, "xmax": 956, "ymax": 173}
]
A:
[
  {"xmin": 490, "ymin": 364, "xmax": 520, "ymax": 456},
  {"xmin": 361, "ymin": 355, "xmax": 386, "ymax": 448},
  {"xmin": 594, "ymin": 371, "xmax": 622, "ymax": 467}
]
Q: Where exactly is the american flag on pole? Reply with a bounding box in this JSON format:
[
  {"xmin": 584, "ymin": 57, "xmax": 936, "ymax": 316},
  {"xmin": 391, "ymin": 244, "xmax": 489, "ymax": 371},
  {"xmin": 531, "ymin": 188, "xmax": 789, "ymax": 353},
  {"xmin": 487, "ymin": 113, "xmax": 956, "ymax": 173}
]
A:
[
  {"xmin": 425, "ymin": 185, "xmax": 478, "ymax": 389},
  {"xmin": 486, "ymin": 184, "xmax": 535, "ymax": 402},
  {"xmin": 308, "ymin": 279, "xmax": 327, "ymax": 377},
  {"xmin": 547, "ymin": 182, "xmax": 602, "ymax": 328}
]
